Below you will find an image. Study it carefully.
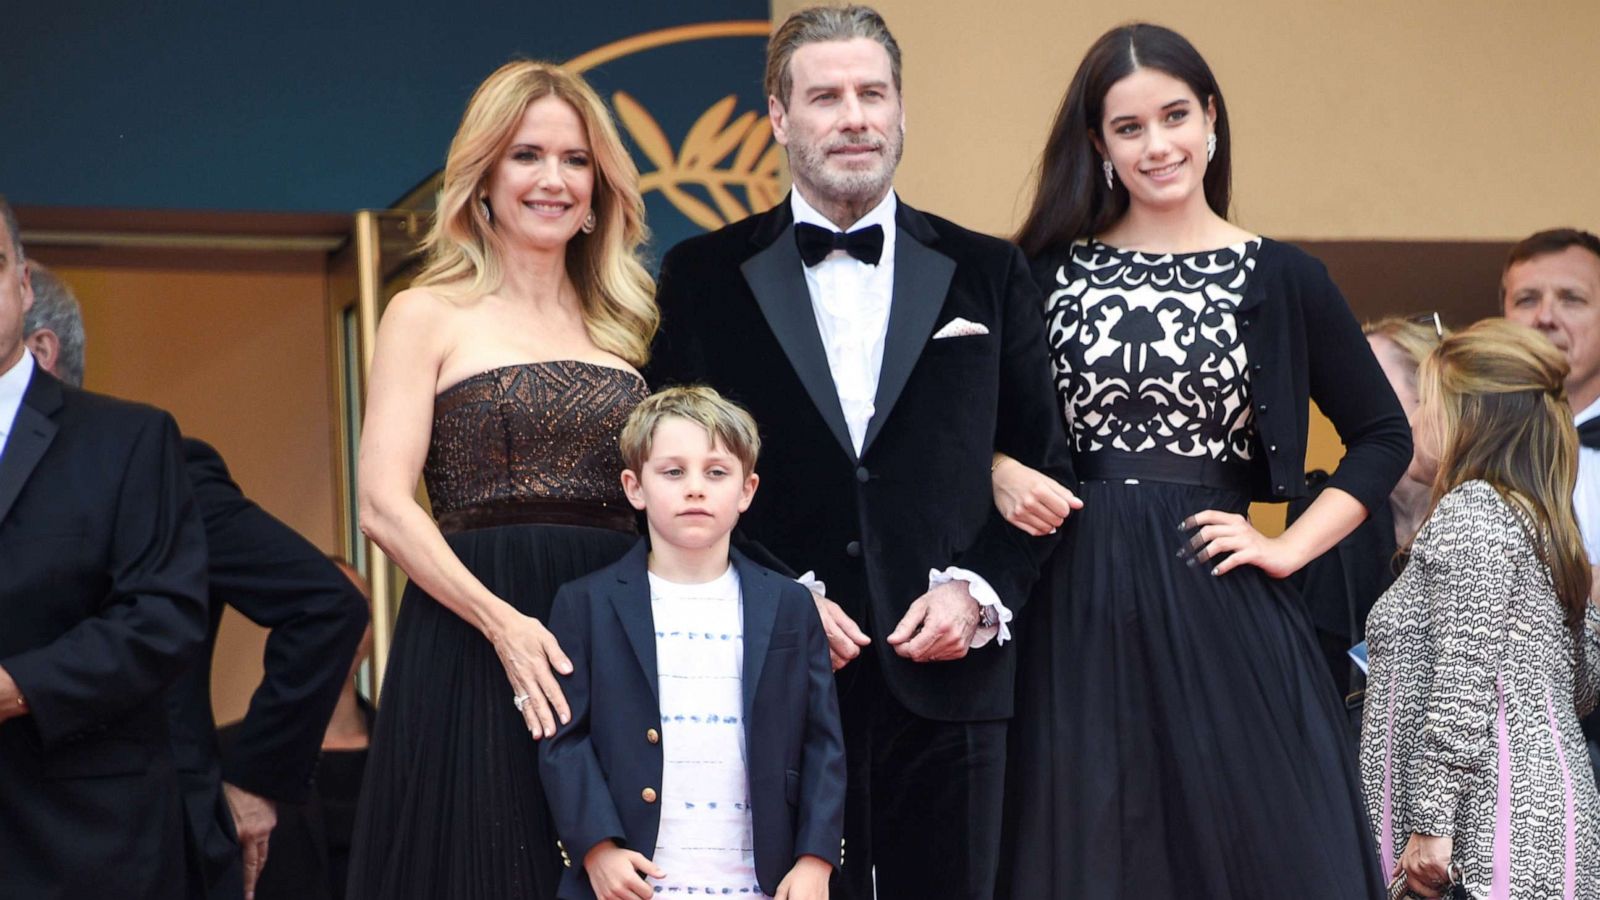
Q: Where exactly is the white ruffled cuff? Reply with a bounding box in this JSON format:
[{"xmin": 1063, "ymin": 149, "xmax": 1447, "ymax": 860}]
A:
[
  {"xmin": 928, "ymin": 566, "xmax": 1012, "ymax": 648},
  {"xmin": 796, "ymin": 571, "xmax": 828, "ymax": 598}
]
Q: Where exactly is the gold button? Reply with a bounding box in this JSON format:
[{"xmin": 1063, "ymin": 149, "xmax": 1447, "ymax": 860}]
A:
[
  {"xmin": 642, "ymin": 787, "xmax": 658, "ymax": 803},
  {"xmin": 646, "ymin": 728, "xmax": 660, "ymax": 744},
  {"xmin": 557, "ymin": 840, "xmax": 565, "ymax": 850}
]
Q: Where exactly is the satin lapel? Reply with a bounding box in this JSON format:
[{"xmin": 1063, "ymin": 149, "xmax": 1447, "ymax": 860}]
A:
[
  {"xmin": 0, "ymin": 371, "xmax": 62, "ymax": 527},
  {"xmin": 607, "ymin": 543, "xmax": 660, "ymax": 704},
  {"xmin": 740, "ymin": 225, "xmax": 857, "ymax": 463},
  {"xmin": 734, "ymin": 549, "xmax": 781, "ymax": 721},
  {"xmin": 861, "ymin": 220, "xmax": 955, "ymax": 456}
]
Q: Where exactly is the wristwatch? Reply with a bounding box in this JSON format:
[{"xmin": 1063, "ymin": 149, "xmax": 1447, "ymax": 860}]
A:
[{"xmin": 976, "ymin": 603, "xmax": 1000, "ymax": 630}]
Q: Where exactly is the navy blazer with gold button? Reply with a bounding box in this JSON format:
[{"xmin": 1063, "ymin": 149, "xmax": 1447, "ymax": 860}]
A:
[{"xmin": 540, "ymin": 540, "xmax": 846, "ymax": 899}]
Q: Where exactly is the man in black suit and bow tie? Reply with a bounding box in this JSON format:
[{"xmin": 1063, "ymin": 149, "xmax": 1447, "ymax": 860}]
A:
[
  {"xmin": 645, "ymin": 8, "xmax": 1073, "ymax": 898},
  {"xmin": 0, "ymin": 195, "xmax": 211, "ymax": 898}
]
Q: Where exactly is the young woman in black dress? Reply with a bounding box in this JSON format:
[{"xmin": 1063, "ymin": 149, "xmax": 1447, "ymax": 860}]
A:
[{"xmin": 992, "ymin": 24, "xmax": 1406, "ymax": 899}]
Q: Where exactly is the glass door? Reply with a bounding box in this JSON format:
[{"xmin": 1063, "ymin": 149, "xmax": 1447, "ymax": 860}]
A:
[{"xmin": 326, "ymin": 207, "xmax": 427, "ymax": 698}]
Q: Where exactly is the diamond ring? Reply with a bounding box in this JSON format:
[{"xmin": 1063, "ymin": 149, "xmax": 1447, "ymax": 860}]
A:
[{"xmin": 513, "ymin": 693, "xmax": 531, "ymax": 711}]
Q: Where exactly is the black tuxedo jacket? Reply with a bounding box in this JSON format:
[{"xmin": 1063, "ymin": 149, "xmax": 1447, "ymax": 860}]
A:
[
  {"xmin": 167, "ymin": 438, "xmax": 369, "ymax": 895},
  {"xmin": 540, "ymin": 542, "xmax": 846, "ymax": 899},
  {"xmin": 0, "ymin": 367, "xmax": 210, "ymax": 899},
  {"xmin": 647, "ymin": 196, "xmax": 1074, "ymax": 721}
]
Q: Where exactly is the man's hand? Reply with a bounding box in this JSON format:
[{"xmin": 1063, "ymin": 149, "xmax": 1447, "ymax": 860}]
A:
[
  {"xmin": 775, "ymin": 854, "xmax": 832, "ymax": 900},
  {"xmin": 583, "ymin": 840, "xmax": 663, "ymax": 900},
  {"xmin": 812, "ymin": 594, "xmax": 871, "ymax": 670},
  {"xmin": 222, "ymin": 782, "xmax": 278, "ymax": 900},
  {"xmin": 0, "ymin": 665, "xmax": 27, "ymax": 724},
  {"xmin": 886, "ymin": 580, "xmax": 980, "ymax": 662}
]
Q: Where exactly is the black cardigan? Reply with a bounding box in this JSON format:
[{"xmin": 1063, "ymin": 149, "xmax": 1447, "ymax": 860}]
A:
[{"xmin": 1031, "ymin": 237, "xmax": 1412, "ymax": 512}]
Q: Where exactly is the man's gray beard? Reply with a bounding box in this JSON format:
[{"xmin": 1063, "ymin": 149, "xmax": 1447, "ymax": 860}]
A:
[{"xmin": 788, "ymin": 132, "xmax": 904, "ymax": 213}]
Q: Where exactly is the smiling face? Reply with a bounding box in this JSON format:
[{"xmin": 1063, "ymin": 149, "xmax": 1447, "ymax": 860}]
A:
[
  {"xmin": 1095, "ymin": 67, "xmax": 1214, "ymax": 216},
  {"xmin": 482, "ymin": 95, "xmax": 596, "ymax": 254},
  {"xmin": 622, "ymin": 416, "xmax": 758, "ymax": 554},
  {"xmin": 770, "ymin": 37, "xmax": 905, "ymax": 216}
]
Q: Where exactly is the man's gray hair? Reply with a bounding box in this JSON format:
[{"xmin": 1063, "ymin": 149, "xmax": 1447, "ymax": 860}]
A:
[
  {"xmin": 765, "ymin": 5, "xmax": 902, "ymax": 107},
  {"xmin": 24, "ymin": 262, "xmax": 86, "ymax": 387},
  {"xmin": 0, "ymin": 194, "xmax": 22, "ymax": 263}
]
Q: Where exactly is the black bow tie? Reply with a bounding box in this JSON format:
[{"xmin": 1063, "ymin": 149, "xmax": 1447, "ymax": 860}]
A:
[
  {"xmin": 794, "ymin": 222, "xmax": 884, "ymax": 267},
  {"xmin": 1579, "ymin": 418, "xmax": 1600, "ymax": 450}
]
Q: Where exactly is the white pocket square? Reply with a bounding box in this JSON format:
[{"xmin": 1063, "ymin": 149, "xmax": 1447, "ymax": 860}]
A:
[{"xmin": 931, "ymin": 317, "xmax": 989, "ymax": 339}]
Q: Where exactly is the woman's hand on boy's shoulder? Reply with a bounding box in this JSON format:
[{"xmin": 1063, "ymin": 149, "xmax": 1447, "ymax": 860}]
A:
[
  {"xmin": 582, "ymin": 840, "xmax": 662, "ymax": 900},
  {"xmin": 775, "ymin": 854, "xmax": 832, "ymax": 900}
]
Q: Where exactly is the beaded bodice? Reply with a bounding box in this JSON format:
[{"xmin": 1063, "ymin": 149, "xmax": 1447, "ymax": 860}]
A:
[{"xmin": 424, "ymin": 361, "xmax": 646, "ymax": 530}]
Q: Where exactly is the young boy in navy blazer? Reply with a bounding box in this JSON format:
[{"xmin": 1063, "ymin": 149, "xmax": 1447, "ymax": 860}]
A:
[{"xmin": 541, "ymin": 386, "xmax": 846, "ymax": 900}]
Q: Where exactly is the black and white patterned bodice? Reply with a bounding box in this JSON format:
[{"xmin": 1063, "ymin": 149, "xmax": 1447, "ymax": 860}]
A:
[{"xmin": 1043, "ymin": 239, "xmax": 1262, "ymax": 462}]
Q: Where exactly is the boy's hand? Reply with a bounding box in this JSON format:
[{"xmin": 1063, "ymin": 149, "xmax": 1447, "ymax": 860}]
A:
[
  {"xmin": 774, "ymin": 854, "xmax": 832, "ymax": 900},
  {"xmin": 582, "ymin": 840, "xmax": 662, "ymax": 900}
]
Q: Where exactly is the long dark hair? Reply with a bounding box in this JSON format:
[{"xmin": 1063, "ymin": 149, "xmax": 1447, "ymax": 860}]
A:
[{"xmin": 1016, "ymin": 23, "xmax": 1233, "ymax": 258}]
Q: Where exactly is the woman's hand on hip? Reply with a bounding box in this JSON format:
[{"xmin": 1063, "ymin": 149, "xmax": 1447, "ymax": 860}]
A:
[{"xmin": 1180, "ymin": 510, "xmax": 1304, "ymax": 579}]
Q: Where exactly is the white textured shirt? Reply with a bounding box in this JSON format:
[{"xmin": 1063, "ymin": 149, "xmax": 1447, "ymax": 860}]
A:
[
  {"xmin": 0, "ymin": 350, "xmax": 35, "ymax": 461},
  {"xmin": 789, "ymin": 187, "xmax": 1010, "ymax": 646},
  {"xmin": 1574, "ymin": 397, "xmax": 1600, "ymax": 563},
  {"xmin": 647, "ymin": 565, "xmax": 765, "ymax": 897},
  {"xmin": 791, "ymin": 188, "xmax": 897, "ymax": 456}
]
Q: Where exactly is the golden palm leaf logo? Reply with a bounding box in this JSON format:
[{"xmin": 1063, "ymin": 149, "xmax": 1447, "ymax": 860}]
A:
[{"xmin": 615, "ymin": 91, "xmax": 785, "ymax": 230}]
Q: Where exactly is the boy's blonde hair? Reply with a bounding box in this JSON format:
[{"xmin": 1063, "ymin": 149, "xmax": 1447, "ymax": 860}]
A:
[{"xmin": 620, "ymin": 386, "xmax": 761, "ymax": 474}]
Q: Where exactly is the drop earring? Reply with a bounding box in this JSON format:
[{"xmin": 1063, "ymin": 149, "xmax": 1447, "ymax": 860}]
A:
[
  {"xmin": 581, "ymin": 209, "xmax": 597, "ymax": 234},
  {"xmin": 478, "ymin": 196, "xmax": 492, "ymax": 223},
  {"xmin": 1206, "ymin": 133, "xmax": 1217, "ymax": 162},
  {"xmin": 1102, "ymin": 159, "xmax": 1115, "ymax": 190}
]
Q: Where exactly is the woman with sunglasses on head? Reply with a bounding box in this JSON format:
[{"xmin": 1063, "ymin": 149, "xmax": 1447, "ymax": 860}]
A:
[
  {"xmin": 1361, "ymin": 319, "xmax": 1600, "ymax": 899},
  {"xmin": 1290, "ymin": 316, "xmax": 1447, "ymax": 700},
  {"xmin": 991, "ymin": 23, "xmax": 1408, "ymax": 898}
]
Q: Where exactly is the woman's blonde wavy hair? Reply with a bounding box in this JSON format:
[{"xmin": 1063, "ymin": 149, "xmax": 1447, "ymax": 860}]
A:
[
  {"xmin": 414, "ymin": 59, "xmax": 658, "ymax": 366},
  {"xmin": 1416, "ymin": 317, "xmax": 1591, "ymax": 627}
]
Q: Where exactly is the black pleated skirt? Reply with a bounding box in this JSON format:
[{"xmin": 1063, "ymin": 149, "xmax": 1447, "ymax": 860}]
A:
[
  {"xmin": 1000, "ymin": 478, "xmax": 1386, "ymax": 899},
  {"xmin": 347, "ymin": 523, "xmax": 635, "ymax": 900}
]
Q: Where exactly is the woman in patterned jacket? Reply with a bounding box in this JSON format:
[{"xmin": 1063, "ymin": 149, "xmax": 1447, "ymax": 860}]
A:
[{"xmin": 1362, "ymin": 318, "xmax": 1600, "ymax": 898}]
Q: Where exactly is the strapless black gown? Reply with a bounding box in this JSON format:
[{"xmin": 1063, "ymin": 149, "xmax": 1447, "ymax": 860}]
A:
[{"xmin": 347, "ymin": 361, "xmax": 647, "ymax": 900}]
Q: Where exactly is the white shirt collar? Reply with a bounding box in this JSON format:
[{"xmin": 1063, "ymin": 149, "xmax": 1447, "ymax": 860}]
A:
[
  {"xmin": 0, "ymin": 349, "xmax": 37, "ymax": 448},
  {"xmin": 790, "ymin": 187, "xmax": 897, "ymax": 239},
  {"xmin": 1575, "ymin": 394, "xmax": 1600, "ymax": 427}
]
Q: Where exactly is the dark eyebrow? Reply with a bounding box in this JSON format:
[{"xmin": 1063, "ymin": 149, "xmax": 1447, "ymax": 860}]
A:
[{"xmin": 1108, "ymin": 98, "xmax": 1192, "ymax": 126}]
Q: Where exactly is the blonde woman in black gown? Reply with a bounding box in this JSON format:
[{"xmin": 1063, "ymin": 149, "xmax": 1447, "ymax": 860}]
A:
[
  {"xmin": 991, "ymin": 24, "xmax": 1407, "ymax": 899},
  {"xmin": 347, "ymin": 61, "xmax": 656, "ymax": 900}
]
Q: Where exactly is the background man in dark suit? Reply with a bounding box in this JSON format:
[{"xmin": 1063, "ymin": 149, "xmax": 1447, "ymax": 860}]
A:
[
  {"xmin": 644, "ymin": 8, "xmax": 1073, "ymax": 898},
  {"xmin": 0, "ymin": 195, "xmax": 211, "ymax": 897},
  {"xmin": 1500, "ymin": 228, "xmax": 1600, "ymax": 789},
  {"xmin": 22, "ymin": 262, "xmax": 370, "ymax": 900}
]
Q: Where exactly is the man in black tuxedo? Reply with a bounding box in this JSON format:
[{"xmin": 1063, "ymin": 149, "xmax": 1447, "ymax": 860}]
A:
[
  {"xmin": 644, "ymin": 8, "xmax": 1073, "ymax": 898},
  {"xmin": 0, "ymin": 197, "xmax": 210, "ymax": 898},
  {"xmin": 23, "ymin": 263, "xmax": 370, "ymax": 900}
]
